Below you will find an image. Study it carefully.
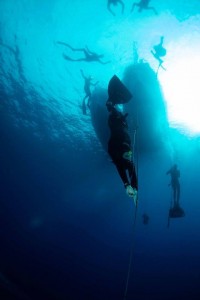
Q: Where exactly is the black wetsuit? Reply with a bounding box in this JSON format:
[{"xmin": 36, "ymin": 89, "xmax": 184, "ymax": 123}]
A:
[
  {"xmin": 166, "ymin": 166, "xmax": 180, "ymax": 203},
  {"xmin": 108, "ymin": 106, "xmax": 138, "ymax": 190}
]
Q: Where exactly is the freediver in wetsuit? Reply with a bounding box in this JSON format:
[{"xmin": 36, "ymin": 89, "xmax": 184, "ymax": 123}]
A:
[
  {"xmin": 80, "ymin": 69, "xmax": 99, "ymax": 115},
  {"xmin": 106, "ymin": 100, "xmax": 138, "ymax": 205},
  {"xmin": 57, "ymin": 42, "xmax": 111, "ymax": 65},
  {"xmin": 166, "ymin": 164, "xmax": 185, "ymax": 224},
  {"xmin": 166, "ymin": 164, "xmax": 180, "ymax": 204},
  {"xmin": 151, "ymin": 36, "xmax": 167, "ymax": 73}
]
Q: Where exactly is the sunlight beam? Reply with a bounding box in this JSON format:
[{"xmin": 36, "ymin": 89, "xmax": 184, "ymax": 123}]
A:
[{"xmin": 160, "ymin": 52, "xmax": 200, "ymax": 136}]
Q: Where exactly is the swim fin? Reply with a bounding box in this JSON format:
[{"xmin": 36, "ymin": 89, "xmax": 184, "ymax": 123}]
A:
[
  {"xmin": 169, "ymin": 206, "xmax": 185, "ymax": 218},
  {"xmin": 108, "ymin": 75, "xmax": 132, "ymax": 105}
]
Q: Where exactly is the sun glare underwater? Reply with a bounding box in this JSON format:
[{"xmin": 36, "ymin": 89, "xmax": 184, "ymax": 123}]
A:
[{"xmin": 160, "ymin": 50, "xmax": 200, "ymax": 136}]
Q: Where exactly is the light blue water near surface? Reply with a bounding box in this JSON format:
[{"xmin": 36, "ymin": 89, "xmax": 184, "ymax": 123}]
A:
[{"xmin": 0, "ymin": 1, "xmax": 200, "ymax": 299}]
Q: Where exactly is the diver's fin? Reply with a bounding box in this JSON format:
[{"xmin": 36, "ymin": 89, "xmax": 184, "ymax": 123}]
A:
[
  {"xmin": 108, "ymin": 75, "xmax": 132, "ymax": 105},
  {"xmin": 169, "ymin": 206, "xmax": 185, "ymax": 218}
]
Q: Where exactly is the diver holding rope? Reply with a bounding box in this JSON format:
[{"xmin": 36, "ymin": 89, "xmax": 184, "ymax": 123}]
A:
[{"xmin": 106, "ymin": 75, "xmax": 138, "ymax": 205}]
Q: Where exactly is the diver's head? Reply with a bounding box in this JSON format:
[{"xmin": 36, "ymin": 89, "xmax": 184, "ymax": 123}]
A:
[{"xmin": 88, "ymin": 75, "xmax": 93, "ymax": 81}]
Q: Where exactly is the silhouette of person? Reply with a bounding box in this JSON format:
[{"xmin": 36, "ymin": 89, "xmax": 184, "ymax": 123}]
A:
[
  {"xmin": 57, "ymin": 41, "xmax": 110, "ymax": 64},
  {"xmin": 151, "ymin": 36, "xmax": 167, "ymax": 73},
  {"xmin": 142, "ymin": 213, "xmax": 149, "ymax": 225},
  {"xmin": 166, "ymin": 164, "xmax": 185, "ymax": 227},
  {"xmin": 131, "ymin": 0, "xmax": 158, "ymax": 15},
  {"xmin": 166, "ymin": 164, "xmax": 180, "ymax": 205},
  {"xmin": 107, "ymin": 0, "xmax": 125, "ymax": 16},
  {"xmin": 106, "ymin": 100, "xmax": 138, "ymax": 205},
  {"xmin": 80, "ymin": 69, "xmax": 98, "ymax": 115}
]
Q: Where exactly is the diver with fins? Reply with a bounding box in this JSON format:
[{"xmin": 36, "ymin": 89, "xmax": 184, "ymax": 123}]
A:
[
  {"xmin": 151, "ymin": 36, "xmax": 167, "ymax": 74},
  {"xmin": 106, "ymin": 75, "xmax": 138, "ymax": 206},
  {"xmin": 166, "ymin": 164, "xmax": 185, "ymax": 227}
]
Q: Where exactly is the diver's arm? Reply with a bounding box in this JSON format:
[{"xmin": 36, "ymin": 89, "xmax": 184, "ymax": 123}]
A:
[
  {"xmin": 118, "ymin": 0, "xmax": 125, "ymax": 13},
  {"xmin": 116, "ymin": 163, "xmax": 130, "ymax": 187},
  {"xmin": 80, "ymin": 69, "xmax": 86, "ymax": 79}
]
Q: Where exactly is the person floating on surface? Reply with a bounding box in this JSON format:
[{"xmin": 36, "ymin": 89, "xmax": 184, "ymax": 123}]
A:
[
  {"xmin": 131, "ymin": 0, "xmax": 158, "ymax": 15},
  {"xmin": 80, "ymin": 69, "xmax": 99, "ymax": 115},
  {"xmin": 151, "ymin": 36, "xmax": 167, "ymax": 73},
  {"xmin": 106, "ymin": 75, "xmax": 138, "ymax": 205},
  {"xmin": 107, "ymin": 0, "xmax": 125, "ymax": 16},
  {"xmin": 57, "ymin": 41, "xmax": 111, "ymax": 65}
]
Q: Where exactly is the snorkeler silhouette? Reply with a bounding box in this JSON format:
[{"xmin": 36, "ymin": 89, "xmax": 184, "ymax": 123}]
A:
[
  {"xmin": 107, "ymin": 0, "xmax": 125, "ymax": 16},
  {"xmin": 166, "ymin": 164, "xmax": 185, "ymax": 226},
  {"xmin": 131, "ymin": 0, "xmax": 158, "ymax": 15},
  {"xmin": 80, "ymin": 69, "xmax": 99, "ymax": 115},
  {"xmin": 57, "ymin": 42, "xmax": 111, "ymax": 65},
  {"xmin": 142, "ymin": 213, "xmax": 149, "ymax": 225},
  {"xmin": 151, "ymin": 36, "xmax": 167, "ymax": 73}
]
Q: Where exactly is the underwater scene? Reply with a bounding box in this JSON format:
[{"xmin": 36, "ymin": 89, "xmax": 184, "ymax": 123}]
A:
[{"xmin": 0, "ymin": 0, "xmax": 200, "ymax": 299}]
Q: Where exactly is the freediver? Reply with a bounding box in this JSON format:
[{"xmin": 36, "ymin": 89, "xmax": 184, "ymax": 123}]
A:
[
  {"xmin": 166, "ymin": 164, "xmax": 180, "ymax": 204},
  {"xmin": 106, "ymin": 76, "xmax": 138, "ymax": 205},
  {"xmin": 142, "ymin": 213, "xmax": 149, "ymax": 225},
  {"xmin": 131, "ymin": 0, "xmax": 158, "ymax": 15},
  {"xmin": 166, "ymin": 164, "xmax": 185, "ymax": 223},
  {"xmin": 80, "ymin": 69, "xmax": 99, "ymax": 115},
  {"xmin": 151, "ymin": 36, "xmax": 167, "ymax": 73},
  {"xmin": 57, "ymin": 41, "xmax": 111, "ymax": 65},
  {"xmin": 107, "ymin": 0, "xmax": 125, "ymax": 16}
]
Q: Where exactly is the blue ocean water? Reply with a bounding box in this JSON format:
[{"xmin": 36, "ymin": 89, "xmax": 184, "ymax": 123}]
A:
[{"xmin": 1, "ymin": 1, "xmax": 200, "ymax": 299}]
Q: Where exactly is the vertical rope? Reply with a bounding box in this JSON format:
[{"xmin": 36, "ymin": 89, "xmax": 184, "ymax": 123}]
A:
[
  {"xmin": 123, "ymin": 125, "xmax": 139, "ymax": 300},
  {"xmin": 123, "ymin": 204, "xmax": 138, "ymax": 300}
]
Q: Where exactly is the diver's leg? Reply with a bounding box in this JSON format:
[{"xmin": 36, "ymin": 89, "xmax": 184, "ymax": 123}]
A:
[
  {"xmin": 87, "ymin": 95, "xmax": 92, "ymax": 108},
  {"xmin": 119, "ymin": 0, "xmax": 125, "ymax": 14},
  {"xmin": 159, "ymin": 62, "xmax": 166, "ymax": 71},
  {"xmin": 71, "ymin": 47, "xmax": 86, "ymax": 53},
  {"xmin": 115, "ymin": 162, "xmax": 130, "ymax": 186},
  {"xmin": 63, "ymin": 54, "xmax": 86, "ymax": 61},
  {"xmin": 82, "ymin": 96, "xmax": 88, "ymax": 115},
  {"xmin": 151, "ymin": 50, "xmax": 158, "ymax": 60},
  {"xmin": 98, "ymin": 59, "xmax": 111, "ymax": 65},
  {"xmin": 57, "ymin": 42, "xmax": 85, "ymax": 52},
  {"xmin": 107, "ymin": 4, "xmax": 115, "ymax": 16},
  {"xmin": 85, "ymin": 46, "xmax": 96, "ymax": 56},
  {"xmin": 128, "ymin": 161, "xmax": 138, "ymax": 190},
  {"xmin": 127, "ymin": 161, "xmax": 138, "ymax": 205},
  {"xmin": 57, "ymin": 41, "xmax": 72, "ymax": 48},
  {"xmin": 131, "ymin": 3, "xmax": 138, "ymax": 12}
]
